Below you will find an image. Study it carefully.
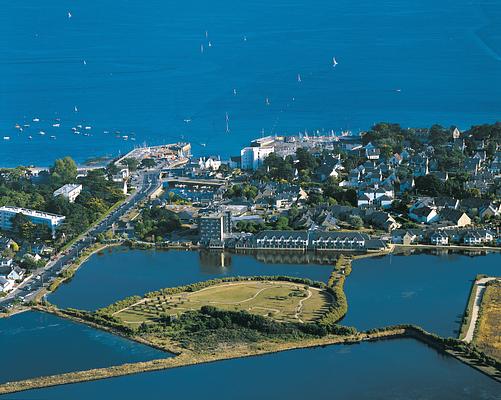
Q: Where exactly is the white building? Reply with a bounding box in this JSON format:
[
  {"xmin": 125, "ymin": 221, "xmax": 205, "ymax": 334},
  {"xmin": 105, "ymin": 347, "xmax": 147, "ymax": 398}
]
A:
[
  {"xmin": 112, "ymin": 168, "xmax": 130, "ymax": 183},
  {"xmin": 240, "ymin": 146, "xmax": 275, "ymax": 170},
  {"xmin": 0, "ymin": 206, "xmax": 65, "ymax": 237},
  {"xmin": 0, "ymin": 276, "xmax": 14, "ymax": 293},
  {"xmin": 53, "ymin": 184, "xmax": 82, "ymax": 203}
]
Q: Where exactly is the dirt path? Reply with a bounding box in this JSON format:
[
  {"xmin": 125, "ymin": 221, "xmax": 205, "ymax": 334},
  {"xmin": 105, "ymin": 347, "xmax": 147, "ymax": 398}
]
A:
[
  {"xmin": 463, "ymin": 277, "xmax": 498, "ymax": 343},
  {"xmin": 295, "ymin": 289, "xmax": 312, "ymax": 323}
]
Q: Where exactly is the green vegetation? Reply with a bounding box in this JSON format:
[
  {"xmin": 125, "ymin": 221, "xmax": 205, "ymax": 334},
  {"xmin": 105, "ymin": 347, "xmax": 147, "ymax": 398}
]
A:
[
  {"xmin": 235, "ymin": 216, "xmax": 292, "ymax": 233},
  {"xmin": 115, "ymin": 281, "xmax": 332, "ymax": 325},
  {"xmin": 321, "ymin": 256, "xmax": 351, "ymax": 324},
  {"xmin": 0, "ymin": 157, "xmax": 124, "ymax": 246},
  {"xmin": 473, "ymin": 280, "xmax": 501, "ymax": 362},
  {"xmin": 134, "ymin": 206, "xmax": 182, "ymax": 241},
  {"xmin": 75, "ymin": 276, "xmax": 355, "ymax": 353}
]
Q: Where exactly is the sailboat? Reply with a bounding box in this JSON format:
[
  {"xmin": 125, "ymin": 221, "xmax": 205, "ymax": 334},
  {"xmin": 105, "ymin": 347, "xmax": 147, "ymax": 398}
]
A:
[
  {"xmin": 332, "ymin": 57, "xmax": 338, "ymax": 67},
  {"xmin": 68, "ymin": 11, "xmax": 72, "ymax": 19},
  {"xmin": 225, "ymin": 112, "xmax": 230, "ymax": 133},
  {"xmin": 83, "ymin": 60, "xmax": 87, "ymax": 65},
  {"xmin": 297, "ymin": 73, "xmax": 302, "ymax": 83},
  {"xmin": 265, "ymin": 97, "xmax": 270, "ymax": 106},
  {"xmin": 233, "ymin": 88, "xmax": 237, "ymax": 95},
  {"xmin": 200, "ymin": 44, "xmax": 204, "ymax": 53},
  {"xmin": 74, "ymin": 106, "xmax": 78, "ymax": 112},
  {"xmin": 208, "ymin": 41, "xmax": 212, "ymax": 47}
]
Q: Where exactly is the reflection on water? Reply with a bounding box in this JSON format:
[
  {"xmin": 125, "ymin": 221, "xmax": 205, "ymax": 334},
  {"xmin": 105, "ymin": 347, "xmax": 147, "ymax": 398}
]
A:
[{"xmin": 48, "ymin": 247, "xmax": 334, "ymax": 310}]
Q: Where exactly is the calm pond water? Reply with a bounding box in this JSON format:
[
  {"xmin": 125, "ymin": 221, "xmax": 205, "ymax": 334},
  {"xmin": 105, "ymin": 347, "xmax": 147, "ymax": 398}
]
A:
[
  {"xmin": 0, "ymin": 311, "xmax": 168, "ymax": 384},
  {"xmin": 49, "ymin": 247, "xmax": 334, "ymax": 310},
  {"xmin": 2, "ymin": 338, "xmax": 500, "ymax": 400},
  {"xmin": 2, "ymin": 0, "xmax": 501, "ymax": 166},
  {"xmin": 343, "ymin": 252, "xmax": 501, "ymax": 337}
]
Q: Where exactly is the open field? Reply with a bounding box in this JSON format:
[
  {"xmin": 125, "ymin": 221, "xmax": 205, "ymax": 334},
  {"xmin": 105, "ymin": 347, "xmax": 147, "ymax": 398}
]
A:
[
  {"xmin": 115, "ymin": 281, "xmax": 333, "ymax": 325},
  {"xmin": 474, "ymin": 280, "xmax": 501, "ymax": 362}
]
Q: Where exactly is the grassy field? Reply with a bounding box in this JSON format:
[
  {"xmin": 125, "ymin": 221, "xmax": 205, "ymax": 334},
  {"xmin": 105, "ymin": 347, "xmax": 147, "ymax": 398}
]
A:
[
  {"xmin": 115, "ymin": 281, "xmax": 332, "ymax": 325},
  {"xmin": 474, "ymin": 280, "xmax": 501, "ymax": 362}
]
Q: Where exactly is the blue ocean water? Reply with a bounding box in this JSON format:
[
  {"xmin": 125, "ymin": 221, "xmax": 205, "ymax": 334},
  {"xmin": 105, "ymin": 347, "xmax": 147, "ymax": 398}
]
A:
[
  {"xmin": 1, "ymin": 0, "xmax": 500, "ymax": 166},
  {"xmin": 3, "ymin": 338, "xmax": 500, "ymax": 400},
  {"xmin": 0, "ymin": 311, "xmax": 168, "ymax": 384}
]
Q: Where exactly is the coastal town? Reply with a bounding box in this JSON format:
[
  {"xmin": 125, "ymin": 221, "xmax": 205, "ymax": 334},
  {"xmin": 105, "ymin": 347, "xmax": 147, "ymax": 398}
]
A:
[
  {"xmin": 0, "ymin": 121, "xmax": 500, "ymax": 394},
  {"xmin": 1, "ymin": 122, "xmax": 500, "ymax": 301}
]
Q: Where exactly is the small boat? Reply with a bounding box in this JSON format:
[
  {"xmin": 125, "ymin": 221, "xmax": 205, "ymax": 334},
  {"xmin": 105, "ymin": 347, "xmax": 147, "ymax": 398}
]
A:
[
  {"xmin": 183, "ymin": 119, "xmax": 191, "ymax": 123},
  {"xmin": 72, "ymin": 127, "xmax": 77, "ymax": 131},
  {"xmin": 68, "ymin": 11, "xmax": 72, "ymax": 18},
  {"xmin": 28, "ymin": 136, "xmax": 33, "ymax": 140},
  {"xmin": 3, "ymin": 136, "xmax": 10, "ymax": 140},
  {"xmin": 84, "ymin": 126, "xmax": 91, "ymax": 130},
  {"xmin": 32, "ymin": 118, "xmax": 40, "ymax": 122},
  {"xmin": 74, "ymin": 131, "xmax": 80, "ymax": 134},
  {"xmin": 52, "ymin": 123, "xmax": 60, "ymax": 127},
  {"xmin": 332, "ymin": 57, "xmax": 338, "ymax": 67},
  {"xmin": 130, "ymin": 137, "xmax": 136, "ymax": 141},
  {"xmin": 122, "ymin": 135, "xmax": 128, "ymax": 140},
  {"xmin": 243, "ymin": 35, "xmax": 247, "ymax": 42},
  {"xmin": 15, "ymin": 124, "xmax": 21, "ymax": 129},
  {"xmin": 103, "ymin": 130, "xmax": 109, "ymax": 134},
  {"xmin": 23, "ymin": 124, "xmax": 30, "ymax": 128},
  {"xmin": 77, "ymin": 124, "xmax": 83, "ymax": 128},
  {"xmin": 50, "ymin": 135, "xmax": 56, "ymax": 139},
  {"xmin": 39, "ymin": 131, "xmax": 46, "ymax": 135}
]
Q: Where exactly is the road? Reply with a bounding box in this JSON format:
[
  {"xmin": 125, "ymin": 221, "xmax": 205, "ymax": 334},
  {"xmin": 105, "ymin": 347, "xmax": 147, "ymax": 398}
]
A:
[
  {"xmin": 463, "ymin": 277, "xmax": 498, "ymax": 343},
  {"xmin": 0, "ymin": 167, "xmax": 163, "ymax": 310}
]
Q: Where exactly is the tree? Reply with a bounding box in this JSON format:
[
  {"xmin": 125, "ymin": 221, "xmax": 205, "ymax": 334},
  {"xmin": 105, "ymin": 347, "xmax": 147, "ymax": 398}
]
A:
[
  {"xmin": 140, "ymin": 159, "xmax": 156, "ymax": 169},
  {"xmin": 275, "ymin": 217, "xmax": 290, "ymax": 230},
  {"xmin": 415, "ymin": 175, "xmax": 443, "ymax": 196},
  {"xmin": 121, "ymin": 158, "xmax": 140, "ymax": 172},
  {"xmin": 50, "ymin": 157, "xmax": 77, "ymax": 185},
  {"xmin": 296, "ymin": 148, "xmax": 318, "ymax": 172},
  {"xmin": 348, "ymin": 215, "xmax": 363, "ymax": 229}
]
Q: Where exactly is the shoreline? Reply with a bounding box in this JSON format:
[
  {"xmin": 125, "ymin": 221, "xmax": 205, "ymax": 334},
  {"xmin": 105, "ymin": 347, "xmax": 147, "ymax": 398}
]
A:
[{"xmin": 0, "ymin": 320, "xmax": 498, "ymax": 396}]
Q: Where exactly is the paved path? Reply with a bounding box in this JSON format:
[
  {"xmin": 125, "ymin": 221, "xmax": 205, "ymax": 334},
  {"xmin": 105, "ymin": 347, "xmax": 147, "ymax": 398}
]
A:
[{"xmin": 463, "ymin": 277, "xmax": 498, "ymax": 343}]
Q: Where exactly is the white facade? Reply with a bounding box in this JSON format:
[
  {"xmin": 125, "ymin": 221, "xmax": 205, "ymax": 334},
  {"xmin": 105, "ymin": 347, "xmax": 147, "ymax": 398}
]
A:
[
  {"xmin": 240, "ymin": 146, "xmax": 275, "ymax": 170},
  {"xmin": 0, "ymin": 206, "xmax": 65, "ymax": 237},
  {"xmin": 53, "ymin": 184, "xmax": 82, "ymax": 203},
  {"xmin": 0, "ymin": 276, "xmax": 14, "ymax": 292}
]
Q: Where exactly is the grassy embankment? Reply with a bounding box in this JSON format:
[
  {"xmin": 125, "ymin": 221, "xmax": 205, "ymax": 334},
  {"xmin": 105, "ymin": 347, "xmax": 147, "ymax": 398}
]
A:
[
  {"xmin": 41, "ymin": 242, "xmax": 122, "ymax": 296},
  {"xmin": 473, "ymin": 280, "xmax": 501, "ymax": 362}
]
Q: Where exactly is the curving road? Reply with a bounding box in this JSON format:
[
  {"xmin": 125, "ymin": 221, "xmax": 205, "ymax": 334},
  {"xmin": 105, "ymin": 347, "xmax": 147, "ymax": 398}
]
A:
[{"xmin": 0, "ymin": 168, "xmax": 163, "ymax": 310}]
